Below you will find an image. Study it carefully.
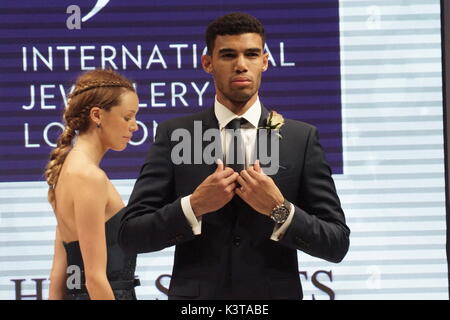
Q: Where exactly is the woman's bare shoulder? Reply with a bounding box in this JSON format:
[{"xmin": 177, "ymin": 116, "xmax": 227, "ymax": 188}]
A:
[{"xmin": 61, "ymin": 156, "xmax": 108, "ymax": 189}]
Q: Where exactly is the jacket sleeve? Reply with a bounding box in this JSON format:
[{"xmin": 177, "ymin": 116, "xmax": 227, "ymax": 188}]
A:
[
  {"xmin": 118, "ymin": 121, "xmax": 197, "ymax": 254},
  {"xmin": 279, "ymin": 126, "xmax": 350, "ymax": 263}
]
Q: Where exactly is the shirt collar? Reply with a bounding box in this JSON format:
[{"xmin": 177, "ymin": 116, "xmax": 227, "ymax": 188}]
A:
[{"xmin": 214, "ymin": 96, "xmax": 261, "ymax": 130}]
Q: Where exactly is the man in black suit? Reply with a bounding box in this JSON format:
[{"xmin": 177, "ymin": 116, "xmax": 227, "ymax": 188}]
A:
[{"xmin": 118, "ymin": 12, "xmax": 350, "ymax": 299}]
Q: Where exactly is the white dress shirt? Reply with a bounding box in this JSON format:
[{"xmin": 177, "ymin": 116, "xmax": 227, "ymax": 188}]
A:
[{"xmin": 180, "ymin": 96, "xmax": 295, "ymax": 241}]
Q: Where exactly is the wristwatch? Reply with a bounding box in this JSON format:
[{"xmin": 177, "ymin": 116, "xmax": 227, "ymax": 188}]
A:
[{"xmin": 270, "ymin": 198, "xmax": 291, "ymax": 224}]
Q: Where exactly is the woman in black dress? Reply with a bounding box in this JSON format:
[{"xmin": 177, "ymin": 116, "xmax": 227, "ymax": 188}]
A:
[{"xmin": 46, "ymin": 69, "xmax": 140, "ymax": 300}]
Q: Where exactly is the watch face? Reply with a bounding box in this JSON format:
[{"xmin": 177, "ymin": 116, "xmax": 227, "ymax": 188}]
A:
[{"xmin": 271, "ymin": 206, "xmax": 289, "ymax": 223}]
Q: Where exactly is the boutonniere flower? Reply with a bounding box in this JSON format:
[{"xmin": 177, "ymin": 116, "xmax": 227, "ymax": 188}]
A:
[{"xmin": 260, "ymin": 110, "xmax": 284, "ymax": 139}]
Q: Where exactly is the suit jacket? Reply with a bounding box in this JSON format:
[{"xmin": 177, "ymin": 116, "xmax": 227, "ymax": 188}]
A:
[{"xmin": 118, "ymin": 104, "xmax": 350, "ymax": 299}]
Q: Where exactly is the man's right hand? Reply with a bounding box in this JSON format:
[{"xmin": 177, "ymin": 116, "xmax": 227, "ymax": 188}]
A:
[{"xmin": 190, "ymin": 160, "xmax": 239, "ymax": 217}]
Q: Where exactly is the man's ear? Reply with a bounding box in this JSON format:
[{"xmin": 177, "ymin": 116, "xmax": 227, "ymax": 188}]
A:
[
  {"xmin": 201, "ymin": 54, "xmax": 213, "ymax": 74},
  {"xmin": 262, "ymin": 52, "xmax": 269, "ymax": 72}
]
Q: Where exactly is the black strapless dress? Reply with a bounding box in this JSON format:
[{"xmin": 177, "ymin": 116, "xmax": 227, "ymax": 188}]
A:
[{"xmin": 63, "ymin": 210, "xmax": 139, "ymax": 300}]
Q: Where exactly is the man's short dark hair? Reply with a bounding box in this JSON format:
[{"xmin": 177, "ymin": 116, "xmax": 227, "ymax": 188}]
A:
[{"xmin": 205, "ymin": 12, "xmax": 265, "ymax": 55}]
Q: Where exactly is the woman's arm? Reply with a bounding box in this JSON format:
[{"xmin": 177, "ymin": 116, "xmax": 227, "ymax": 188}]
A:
[
  {"xmin": 72, "ymin": 168, "xmax": 115, "ymax": 300},
  {"xmin": 48, "ymin": 227, "xmax": 67, "ymax": 300}
]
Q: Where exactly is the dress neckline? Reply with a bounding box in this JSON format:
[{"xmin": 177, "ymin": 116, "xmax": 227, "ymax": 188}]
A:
[{"xmin": 62, "ymin": 212, "xmax": 120, "ymax": 246}]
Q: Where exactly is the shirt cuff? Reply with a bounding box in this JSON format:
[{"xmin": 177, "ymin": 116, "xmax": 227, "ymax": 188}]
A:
[
  {"xmin": 270, "ymin": 202, "xmax": 295, "ymax": 241},
  {"xmin": 181, "ymin": 195, "xmax": 202, "ymax": 235}
]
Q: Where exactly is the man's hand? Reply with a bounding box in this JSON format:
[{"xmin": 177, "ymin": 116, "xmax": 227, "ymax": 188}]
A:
[
  {"xmin": 235, "ymin": 160, "xmax": 284, "ymax": 216},
  {"xmin": 190, "ymin": 160, "xmax": 239, "ymax": 217}
]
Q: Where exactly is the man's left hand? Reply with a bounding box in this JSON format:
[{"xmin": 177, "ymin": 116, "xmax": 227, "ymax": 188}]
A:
[{"xmin": 235, "ymin": 160, "xmax": 284, "ymax": 216}]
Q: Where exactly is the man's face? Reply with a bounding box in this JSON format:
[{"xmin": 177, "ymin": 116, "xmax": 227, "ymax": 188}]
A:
[{"xmin": 202, "ymin": 33, "xmax": 269, "ymax": 107}]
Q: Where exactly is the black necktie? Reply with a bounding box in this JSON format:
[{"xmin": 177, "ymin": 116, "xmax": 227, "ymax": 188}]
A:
[{"xmin": 225, "ymin": 118, "xmax": 248, "ymax": 172}]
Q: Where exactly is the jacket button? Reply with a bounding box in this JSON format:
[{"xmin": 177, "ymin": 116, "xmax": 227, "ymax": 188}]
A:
[{"xmin": 233, "ymin": 236, "xmax": 241, "ymax": 246}]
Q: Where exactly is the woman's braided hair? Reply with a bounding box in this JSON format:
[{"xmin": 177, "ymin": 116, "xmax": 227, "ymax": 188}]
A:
[{"xmin": 45, "ymin": 69, "xmax": 135, "ymax": 204}]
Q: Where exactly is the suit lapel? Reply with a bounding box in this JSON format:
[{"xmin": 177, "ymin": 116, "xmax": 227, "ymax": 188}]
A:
[
  {"xmin": 257, "ymin": 105, "xmax": 288, "ymax": 180},
  {"xmin": 258, "ymin": 103, "xmax": 270, "ymax": 128},
  {"xmin": 200, "ymin": 107, "xmax": 221, "ymax": 177}
]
